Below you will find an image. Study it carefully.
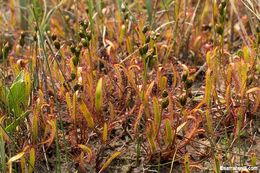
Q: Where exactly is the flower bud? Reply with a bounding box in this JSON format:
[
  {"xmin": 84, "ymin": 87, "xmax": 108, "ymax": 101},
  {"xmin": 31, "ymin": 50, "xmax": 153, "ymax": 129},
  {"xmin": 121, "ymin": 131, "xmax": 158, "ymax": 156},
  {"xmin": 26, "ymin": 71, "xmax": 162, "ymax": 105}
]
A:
[
  {"xmin": 181, "ymin": 71, "xmax": 188, "ymax": 82},
  {"xmin": 54, "ymin": 40, "xmax": 61, "ymax": 50},
  {"xmin": 51, "ymin": 33, "xmax": 57, "ymax": 41},
  {"xmin": 215, "ymin": 24, "xmax": 224, "ymax": 35},
  {"xmin": 86, "ymin": 30, "xmax": 92, "ymax": 40},
  {"xmin": 70, "ymin": 73, "xmax": 76, "ymax": 81},
  {"xmin": 185, "ymin": 77, "xmax": 193, "ymax": 89},
  {"xmin": 75, "ymin": 47, "xmax": 81, "ymax": 57},
  {"xmin": 70, "ymin": 44, "xmax": 76, "ymax": 54},
  {"xmin": 162, "ymin": 90, "xmax": 168, "ymax": 98},
  {"xmin": 72, "ymin": 56, "xmax": 79, "ymax": 67},
  {"xmin": 81, "ymin": 38, "xmax": 89, "ymax": 47},
  {"xmin": 179, "ymin": 94, "xmax": 187, "ymax": 106},
  {"xmin": 142, "ymin": 25, "xmax": 149, "ymax": 34},
  {"xmin": 161, "ymin": 97, "xmax": 169, "ymax": 109}
]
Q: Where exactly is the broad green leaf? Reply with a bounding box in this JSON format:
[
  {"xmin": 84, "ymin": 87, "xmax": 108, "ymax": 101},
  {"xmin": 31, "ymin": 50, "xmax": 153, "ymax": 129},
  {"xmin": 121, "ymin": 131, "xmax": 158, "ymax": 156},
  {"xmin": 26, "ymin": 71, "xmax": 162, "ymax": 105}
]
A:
[
  {"xmin": 5, "ymin": 110, "xmax": 31, "ymax": 133},
  {"xmin": 8, "ymin": 70, "xmax": 30, "ymax": 117}
]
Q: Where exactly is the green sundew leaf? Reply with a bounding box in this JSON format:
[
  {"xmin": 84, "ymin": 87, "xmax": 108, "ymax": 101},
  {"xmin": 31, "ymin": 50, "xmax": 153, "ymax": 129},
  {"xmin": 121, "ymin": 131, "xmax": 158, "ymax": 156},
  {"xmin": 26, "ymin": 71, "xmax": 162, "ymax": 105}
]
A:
[
  {"xmin": 165, "ymin": 119, "xmax": 173, "ymax": 145},
  {"xmin": 108, "ymin": 102, "xmax": 115, "ymax": 120},
  {"xmin": 0, "ymin": 115, "xmax": 7, "ymax": 172},
  {"xmin": 29, "ymin": 147, "xmax": 35, "ymax": 173},
  {"xmin": 5, "ymin": 110, "xmax": 31, "ymax": 133},
  {"xmin": 24, "ymin": 71, "xmax": 31, "ymax": 102},
  {"xmin": 184, "ymin": 153, "xmax": 190, "ymax": 173},
  {"xmin": 159, "ymin": 76, "xmax": 167, "ymax": 91},
  {"xmin": 95, "ymin": 78, "xmax": 103, "ymax": 112},
  {"xmin": 251, "ymin": 153, "xmax": 256, "ymax": 166},
  {"xmin": 65, "ymin": 92, "xmax": 71, "ymax": 114},
  {"xmin": 9, "ymin": 152, "xmax": 24, "ymax": 162},
  {"xmin": 8, "ymin": 151, "xmax": 25, "ymax": 173},
  {"xmin": 206, "ymin": 51, "xmax": 211, "ymax": 68},
  {"xmin": 79, "ymin": 100, "xmax": 94, "ymax": 128},
  {"xmin": 235, "ymin": 106, "xmax": 246, "ymax": 136},
  {"xmin": 176, "ymin": 122, "xmax": 187, "ymax": 133},
  {"xmin": 32, "ymin": 109, "xmax": 39, "ymax": 143},
  {"xmin": 145, "ymin": 0, "xmax": 153, "ymax": 23},
  {"xmin": 0, "ymin": 81, "xmax": 8, "ymax": 106},
  {"xmin": 0, "ymin": 132, "xmax": 5, "ymax": 172},
  {"xmin": 78, "ymin": 144, "xmax": 93, "ymax": 160},
  {"xmin": 205, "ymin": 109, "xmax": 213, "ymax": 134},
  {"xmin": 103, "ymin": 122, "xmax": 108, "ymax": 143},
  {"xmin": 98, "ymin": 151, "xmax": 122, "ymax": 173},
  {"xmin": 72, "ymin": 91, "xmax": 77, "ymax": 122},
  {"xmin": 21, "ymin": 157, "xmax": 26, "ymax": 173},
  {"xmin": 144, "ymin": 81, "xmax": 155, "ymax": 103},
  {"xmin": 205, "ymin": 69, "xmax": 212, "ymax": 106},
  {"xmin": 227, "ymin": 64, "xmax": 232, "ymax": 84},
  {"xmin": 147, "ymin": 134, "xmax": 156, "ymax": 153},
  {"xmin": 239, "ymin": 61, "xmax": 248, "ymax": 97},
  {"xmin": 225, "ymin": 84, "xmax": 231, "ymax": 107},
  {"xmin": 146, "ymin": 126, "xmax": 156, "ymax": 153},
  {"xmin": 114, "ymin": 66, "xmax": 123, "ymax": 97},
  {"xmin": 243, "ymin": 46, "xmax": 251, "ymax": 63},
  {"xmin": 214, "ymin": 154, "xmax": 221, "ymax": 173},
  {"xmin": 119, "ymin": 24, "xmax": 126, "ymax": 43},
  {"xmin": 152, "ymin": 97, "xmax": 161, "ymax": 129}
]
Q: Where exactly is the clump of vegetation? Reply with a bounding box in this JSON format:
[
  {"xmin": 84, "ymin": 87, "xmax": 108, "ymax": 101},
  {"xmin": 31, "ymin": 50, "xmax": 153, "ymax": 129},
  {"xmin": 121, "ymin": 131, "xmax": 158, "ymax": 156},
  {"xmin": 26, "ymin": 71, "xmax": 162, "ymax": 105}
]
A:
[{"xmin": 0, "ymin": 0, "xmax": 259, "ymax": 172}]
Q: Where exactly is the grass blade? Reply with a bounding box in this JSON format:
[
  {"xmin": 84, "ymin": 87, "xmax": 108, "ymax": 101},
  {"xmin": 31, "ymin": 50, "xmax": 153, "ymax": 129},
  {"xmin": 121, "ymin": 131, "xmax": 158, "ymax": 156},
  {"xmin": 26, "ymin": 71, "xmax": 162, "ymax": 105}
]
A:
[{"xmin": 145, "ymin": 0, "xmax": 153, "ymax": 24}]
